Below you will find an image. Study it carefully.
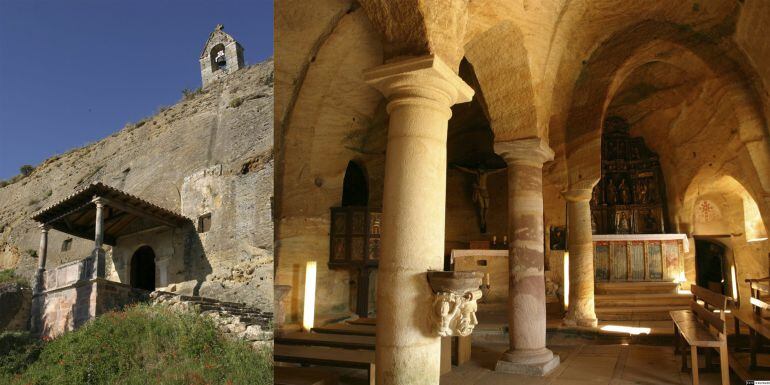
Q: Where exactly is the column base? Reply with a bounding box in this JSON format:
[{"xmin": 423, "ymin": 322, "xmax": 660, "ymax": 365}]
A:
[
  {"xmin": 495, "ymin": 348, "xmax": 560, "ymax": 376},
  {"xmin": 563, "ymin": 317, "xmax": 598, "ymax": 328}
]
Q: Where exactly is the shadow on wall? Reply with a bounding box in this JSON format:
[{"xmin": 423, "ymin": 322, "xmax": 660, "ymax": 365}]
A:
[{"xmin": 181, "ymin": 222, "xmax": 212, "ymax": 297}]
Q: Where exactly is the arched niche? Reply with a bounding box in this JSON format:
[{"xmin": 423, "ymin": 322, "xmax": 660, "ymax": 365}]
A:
[
  {"xmin": 130, "ymin": 246, "xmax": 156, "ymax": 291},
  {"xmin": 341, "ymin": 161, "xmax": 369, "ymax": 207}
]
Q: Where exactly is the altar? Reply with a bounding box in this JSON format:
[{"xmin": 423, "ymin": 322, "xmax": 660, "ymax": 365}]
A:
[{"xmin": 593, "ymin": 234, "xmax": 688, "ymax": 282}]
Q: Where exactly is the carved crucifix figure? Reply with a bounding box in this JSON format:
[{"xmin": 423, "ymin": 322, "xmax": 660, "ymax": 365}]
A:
[{"xmin": 454, "ymin": 164, "xmax": 506, "ymax": 233}]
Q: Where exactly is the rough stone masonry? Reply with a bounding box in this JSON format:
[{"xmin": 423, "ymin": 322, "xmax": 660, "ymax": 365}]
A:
[{"xmin": 0, "ymin": 58, "xmax": 275, "ymax": 314}]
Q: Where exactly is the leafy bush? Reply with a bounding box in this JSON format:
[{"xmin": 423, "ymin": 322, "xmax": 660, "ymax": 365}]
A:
[
  {"xmin": 0, "ymin": 269, "xmax": 29, "ymax": 287},
  {"xmin": 19, "ymin": 165, "xmax": 34, "ymax": 177},
  {"xmin": 2, "ymin": 304, "xmax": 272, "ymax": 385},
  {"xmin": 0, "ymin": 332, "xmax": 42, "ymax": 379},
  {"xmin": 229, "ymin": 97, "xmax": 244, "ymax": 108}
]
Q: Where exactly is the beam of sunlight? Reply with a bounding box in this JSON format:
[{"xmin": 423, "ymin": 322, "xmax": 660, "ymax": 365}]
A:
[
  {"xmin": 600, "ymin": 325, "xmax": 651, "ymax": 335},
  {"xmin": 563, "ymin": 251, "xmax": 569, "ymax": 309},
  {"xmin": 302, "ymin": 261, "xmax": 317, "ymax": 331}
]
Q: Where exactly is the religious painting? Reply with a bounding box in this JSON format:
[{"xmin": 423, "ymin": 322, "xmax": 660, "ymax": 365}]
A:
[
  {"xmin": 647, "ymin": 243, "xmax": 663, "ymax": 280},
  {"xmin": 634, "ymin": 207, "xmax": 661, "ymax": 234},
  {"xmin": 549, "ymin": 226, "xmax": 566, "ymax": 250},
  {"xmin": 629, "ymin": 241, "xmax": 645, "ymax": 280},
  {"xmin": 611, "ymin": 242, "xmax": 628, "ymax": 281},
  {"xmin": 614, "ymin": 210, "xmax": 633, "ymax": 234},
  {"xmin": 332, "ymin": 238, "xmax": 345, "ymax": 260},
  {"xmin": 594, "ymin": 243, "xmax": 610, "ymax": 281}
]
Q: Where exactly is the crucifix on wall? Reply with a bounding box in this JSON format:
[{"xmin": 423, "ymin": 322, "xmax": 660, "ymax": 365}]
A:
[{"xmin": 453, "ymin": 164, "xmax": 506, "ymax": 233}]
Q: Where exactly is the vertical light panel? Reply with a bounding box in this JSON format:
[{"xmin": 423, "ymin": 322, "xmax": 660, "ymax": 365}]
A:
[
  {"xmin": 563, "ymin": 251, "xmax": 569, "ymax": 309},
  {"xmin": 303, "ymin": 261, "xmax": 317, "ymax": 331},
  {"xmin": 731, "ymin": 265, "xmax": 739, "ymax": 300}
]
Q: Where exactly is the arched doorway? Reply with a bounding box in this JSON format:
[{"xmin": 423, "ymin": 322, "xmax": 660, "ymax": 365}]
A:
[
  {"xmin": 130, "ymin": 246, "xmax": 156, "ymax": 291},
  {"xmin": 695, "ymin": 239, "xmax": 726, "ymax": 294},
  {"xmin": 341, "ymin": 161, "xmax": 368, "ymax": 207}
]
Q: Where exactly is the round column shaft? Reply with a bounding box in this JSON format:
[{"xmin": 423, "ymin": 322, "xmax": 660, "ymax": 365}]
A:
[
  {"xmin": 563, "ymin": 185, "xmax": 598, "ymax": 327},
  {"xmin": 494, "ymin": 138, "xmax": 560, "ymax": 376},
  {"xmin": 364, "ymin": 56, "xmax": 473, "ymax": 385}
]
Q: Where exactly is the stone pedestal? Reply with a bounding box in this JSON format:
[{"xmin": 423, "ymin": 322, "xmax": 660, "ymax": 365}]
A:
[
  {"xmin": 563, "ymin": 185, "xmax": 598, "ymax": 328},
  {"xmin": 364, "ymin": 56, "xmax": 473, "ymax": 385},
  {"xmin": 494, "ymin": 138, "xmax": 559, "ymax": 376}
]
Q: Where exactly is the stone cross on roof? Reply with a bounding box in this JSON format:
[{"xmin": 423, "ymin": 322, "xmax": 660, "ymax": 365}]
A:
[{"xmin": 216, "ymin": 24, "xmax": 224, "ymax": 31}]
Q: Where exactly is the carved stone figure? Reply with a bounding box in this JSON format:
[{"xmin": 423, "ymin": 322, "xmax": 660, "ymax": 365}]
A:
[
  {"xmin": 606, "ymin": 179, "xmax": 617, "ymax": 205},
  {"xmin": 637, "ymin": 180, "xmax": 648, "ymax": 204},
  {"xmin": 431, "ymin": 290, "xmax": 482, "ymax": 337},
  {"xmin": 616, "ymin": 212, "xmax": 631, "ymax": 234},
  {"xmin": 454, "ymin": 165, "xmax": 506, "ymax": 233},
  {"xmin": 619, "ymin": 179, "xmax": 630, "ymax": 205}
]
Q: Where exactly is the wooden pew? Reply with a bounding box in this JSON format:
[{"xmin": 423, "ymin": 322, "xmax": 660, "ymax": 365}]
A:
[
  {"xmin": 276, "ymin": 331, "xmax": 375, "ymax": 350},
  {"xmin": 274, "ymin": 344, "xmax": 375, "ymax": 385},
  {"xmin": 274, "ymin": 366, "xmax": 339, "ymax": 385},
  {"xmin": 670, "ymin": 285, "xmax": 729, "ymax": 385}
]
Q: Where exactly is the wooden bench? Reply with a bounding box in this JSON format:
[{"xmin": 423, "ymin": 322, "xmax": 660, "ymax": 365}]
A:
[
  {"xmin": 276, "ymin": 331, "xmax": 375, "ymax": 350},
  {"xmin": 274, "ymin": 366, "xmax": 339, "ymax": 385},
  {"xmin": 274, "ymin": 344, "xmax": 375, "ymax": 385},
  {"xmin": 670, "ymin": 285, "xmax": 729, "ymax": 385}
]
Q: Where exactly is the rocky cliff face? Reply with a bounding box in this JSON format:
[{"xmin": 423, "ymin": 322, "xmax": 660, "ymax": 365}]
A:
[{"xmin": 0, "ymin": 59, "xmax": 274, "ymax": 312}]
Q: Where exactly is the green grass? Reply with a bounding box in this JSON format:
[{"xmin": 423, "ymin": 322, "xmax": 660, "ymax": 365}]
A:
[
  {"xmin": 0, "ymin": 270, "xmax": 29, "ymax": 288},
  {"xmin": 0, "ymin": 304, "xmax": 272, "ymax": 385}
]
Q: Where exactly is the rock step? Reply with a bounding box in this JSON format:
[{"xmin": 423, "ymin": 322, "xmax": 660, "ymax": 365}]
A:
[
  {"xmin": 595, "ymin": 281, "xmax": 679, "ymax": 295},
  {"xmin": 595, "ymin": 293, "xmax": 691, "ymax": 307},
  {"xmin": 595, "ymin": 305, "xmax": 688, "ymax": 321}
]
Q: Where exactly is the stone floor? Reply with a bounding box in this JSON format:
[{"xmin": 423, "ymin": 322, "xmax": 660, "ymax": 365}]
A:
[{"xmin": 325, "ymin": 342, "xmax": 753, "ymax": 385}]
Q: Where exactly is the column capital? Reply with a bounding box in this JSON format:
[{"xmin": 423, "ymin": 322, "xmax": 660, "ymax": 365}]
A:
[
  {"xmin": 562, "ymin": 178, "xmax": 600, "ymax": 202},
  {"xmin": 93, "ymin": 197, "xmax": 105, "ymax": 208},
  {"xmin": 364, "ymin": 55, "xmax": 474, "ymax": 117},
  {"xmin": 38, "ymin": 224, "xmax": 49, "ymax": 233},
  {"xmin": 494, "ymin": 138, "xmax": 554, "ymax": 167}
]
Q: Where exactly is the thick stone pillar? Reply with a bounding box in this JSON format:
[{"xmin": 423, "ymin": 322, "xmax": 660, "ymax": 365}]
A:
[
  {"xmin": 364, "ymin": 56, "xmax": 473, "ymax": 385},
  {"xmin": 562, "ymin": 184, "xmax": 598, "ymax": 327},
  {"xmin": 93, "ymin": 199, "xmax": 106, "ymax": 278},
  {"xmin": 494, "ymin": 138, "xmax": 559, "ymax": 376}
]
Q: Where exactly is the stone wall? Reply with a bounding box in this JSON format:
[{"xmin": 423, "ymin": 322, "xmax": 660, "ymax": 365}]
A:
[
  {"xmin": 0, "ymin": 60, "xmax": 274, "ymax": 315},
  {"xmin": 0, "ymin": 283, "xmax": 31, "ymax": 331},
  {"xmin": 39, "ymin": 278, "xmax": 146, "ymax": 339}
]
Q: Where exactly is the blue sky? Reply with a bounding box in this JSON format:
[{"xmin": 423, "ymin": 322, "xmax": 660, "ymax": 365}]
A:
[{"xmin": 0, "ymin": 0, "xmax": 273, "ymax": 180}]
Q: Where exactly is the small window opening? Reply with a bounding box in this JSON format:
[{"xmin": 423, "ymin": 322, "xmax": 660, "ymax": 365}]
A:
[
  {"xmin": 198, "ymin": 213, "xmax": 212, "ymax": 233},
  {"xmin": 61, "ymin": 238, "xmax": 72, "ymax": 252},
  {"xmin": 210, "ymin": 44, "xmax": 226, "ymax": 72}
]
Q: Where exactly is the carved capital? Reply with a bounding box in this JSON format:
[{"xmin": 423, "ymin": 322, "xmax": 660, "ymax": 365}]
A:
[
  {"xmin": 364, "ymin": 55, "xmax": 474, "ymax": 118},
  {"xmin": 431, "ymin": 289, "xmax": 482, "ymax": 337},
  {"xmin": 494, "ymin": 138, "xmax": 554, "ymax": 167}
]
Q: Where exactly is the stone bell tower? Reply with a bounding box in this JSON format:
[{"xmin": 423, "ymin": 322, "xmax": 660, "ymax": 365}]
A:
[{"xmin": 200, "ymin": 24, "xmax": 245, "ymax": 87}]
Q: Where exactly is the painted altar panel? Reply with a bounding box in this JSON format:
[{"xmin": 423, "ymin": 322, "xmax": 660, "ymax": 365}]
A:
[
  {"xmin": 611, "ymin": 243, "xmax": 628, "ymax": 281},
  {"xmin": 592, "ymin": 234, "xmax": 687, "ymax": 282},
  {"xmin": 629, "ymin": 241, "xmax": 645, "ymax": 280},
  {"xmin": 595, "ymin": 243, "xmax": 610, "ymax": 281},
  {"xmin": 662, "ymin": 241, "xmax": 680, "ymax": 281},
  {"xmin": 647, "ymin": 243, "xmax": 663, "ymax": 280}
]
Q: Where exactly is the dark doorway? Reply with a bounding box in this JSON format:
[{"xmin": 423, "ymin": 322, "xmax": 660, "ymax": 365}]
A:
[
  {"xmin": 130, "ymin": 246, "xmax": 156, "ymax": 291},
  {"xmin": 341, "ymin": 161, "xmax": 368, "ymax": 207},
  {"xmin": 695, "ymin": 239, "xmax": 726, "ymax": 294}
]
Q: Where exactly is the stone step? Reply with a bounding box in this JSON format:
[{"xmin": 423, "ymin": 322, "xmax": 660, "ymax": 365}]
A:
[
  {"xmin": 595, "ymin": 305, "xmax": 688, "ymax": 321},
  {"xmin": 595, "ymin": 281, "xmax": 679, "ymax": 295},
  {"xmin": 595, "ymin": 293, "xmax": 691, "ymax": 307}
]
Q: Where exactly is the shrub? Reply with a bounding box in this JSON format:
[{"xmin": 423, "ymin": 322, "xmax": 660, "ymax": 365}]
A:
[
  {"xmin": 19, "ymin": 165, "xmax": 34, "ymax": 177},
  {"xmin": 0, "ymin": 269, "xmax": 29, "ymax": 287},
  {"xmin": 229, "ymin": 97, "xmax": 244, "ymax": 108},
  {"xmin": 4, "ymin": 304, "xmax": 272, "ymax": 385},
  {"xmin": 182, "ymin": 87, "xmax": 203, "ymax": 101},
  {"xmin": 0, "ymin": 331, "xmax": 42, "ymax": 381}
]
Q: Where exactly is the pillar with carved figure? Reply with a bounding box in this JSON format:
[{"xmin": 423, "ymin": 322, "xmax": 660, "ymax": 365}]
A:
[
  {"xmin": 364, "ymin": 55, "xmax": 474, "ymax": 385},
  {"xmin": 494, "ymin": 138, "xmax": 560, "ymax": 376},
  {"xmin": 562, "ymin": 182, "xmax": 598, "ymax": 327}
]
